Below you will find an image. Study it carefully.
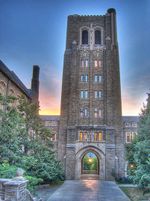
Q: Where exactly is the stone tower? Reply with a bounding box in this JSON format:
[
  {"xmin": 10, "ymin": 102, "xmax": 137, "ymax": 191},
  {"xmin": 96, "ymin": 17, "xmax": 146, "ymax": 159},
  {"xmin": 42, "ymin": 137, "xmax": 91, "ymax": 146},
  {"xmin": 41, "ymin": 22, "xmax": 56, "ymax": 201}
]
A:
[{"xmin": 58, "ymin": 8, "xmax": 125, "ymax": 180}]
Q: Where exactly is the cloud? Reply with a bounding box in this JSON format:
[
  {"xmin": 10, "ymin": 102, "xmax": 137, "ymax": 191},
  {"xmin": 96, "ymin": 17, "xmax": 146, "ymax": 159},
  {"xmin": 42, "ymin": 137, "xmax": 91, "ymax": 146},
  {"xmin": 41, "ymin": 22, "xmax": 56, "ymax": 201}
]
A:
[{"xmin": 39, "ymin": 64, "xmax": 62, "ymax": 115}]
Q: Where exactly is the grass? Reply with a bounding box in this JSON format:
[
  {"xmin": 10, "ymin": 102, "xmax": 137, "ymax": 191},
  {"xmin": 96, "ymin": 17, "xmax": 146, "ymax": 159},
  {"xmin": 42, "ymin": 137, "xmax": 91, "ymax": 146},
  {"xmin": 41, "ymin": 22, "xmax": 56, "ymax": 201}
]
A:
[{"xmin": 120, "ymin": 187, "xmax": 150, "ymax": 201}]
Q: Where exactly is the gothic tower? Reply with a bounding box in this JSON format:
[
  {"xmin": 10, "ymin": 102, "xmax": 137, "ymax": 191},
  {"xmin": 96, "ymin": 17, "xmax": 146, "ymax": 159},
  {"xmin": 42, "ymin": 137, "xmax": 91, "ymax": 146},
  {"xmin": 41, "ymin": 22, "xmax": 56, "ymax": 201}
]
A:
[{"xmin": 58, "ymin": 8, "xmax": 125, "ymax": 180}]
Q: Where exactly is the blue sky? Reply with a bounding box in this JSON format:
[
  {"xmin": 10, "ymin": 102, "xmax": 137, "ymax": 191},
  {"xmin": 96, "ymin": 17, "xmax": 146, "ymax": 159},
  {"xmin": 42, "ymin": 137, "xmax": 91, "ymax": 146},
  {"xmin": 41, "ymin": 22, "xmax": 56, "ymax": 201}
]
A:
[{"xmin": 0, "ymin": 0, "xmax": 150, "ymax": 115}]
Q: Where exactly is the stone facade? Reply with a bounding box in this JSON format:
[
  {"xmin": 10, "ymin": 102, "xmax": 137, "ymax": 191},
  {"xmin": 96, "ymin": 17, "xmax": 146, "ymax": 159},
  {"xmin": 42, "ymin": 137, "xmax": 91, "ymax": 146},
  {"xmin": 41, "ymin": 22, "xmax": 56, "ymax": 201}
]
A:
[
  {"xmin": 40, "ymin": 115, "xmax": 140, "ymax": 179},
  {"xmin": 0, "ymin": 60, "xmax": 39, "ymax": 108},
  {"xmin": 58, "ymin": 8, "xmax": 125, "ymax": 180}
]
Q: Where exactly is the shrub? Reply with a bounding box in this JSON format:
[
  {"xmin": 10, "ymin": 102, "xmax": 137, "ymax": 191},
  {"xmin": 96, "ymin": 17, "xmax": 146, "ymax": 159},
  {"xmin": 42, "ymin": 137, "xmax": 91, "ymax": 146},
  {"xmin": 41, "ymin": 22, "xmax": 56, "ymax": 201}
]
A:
[
  {"xmin": 25, "ymin": 175, "xmax": 43, "ymax": 192},
  {"xmin": 0, "ymin": 163, "xmax": 17, "ymax": 178}
]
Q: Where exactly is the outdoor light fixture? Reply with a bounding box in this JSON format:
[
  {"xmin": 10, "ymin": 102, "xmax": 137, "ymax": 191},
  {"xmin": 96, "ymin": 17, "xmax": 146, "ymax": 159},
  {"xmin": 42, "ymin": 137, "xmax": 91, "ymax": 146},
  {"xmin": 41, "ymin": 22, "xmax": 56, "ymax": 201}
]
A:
[{"xmin": 130, "ymin": 164, "xmax": 134, "ymax": 169}]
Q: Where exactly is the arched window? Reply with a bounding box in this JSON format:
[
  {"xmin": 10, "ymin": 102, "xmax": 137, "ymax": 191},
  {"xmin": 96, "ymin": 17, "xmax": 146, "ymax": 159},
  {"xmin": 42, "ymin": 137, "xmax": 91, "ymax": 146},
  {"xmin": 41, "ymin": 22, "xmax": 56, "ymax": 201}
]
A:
[
  {"xmin": 82, "ymin": 30, "xmax": 88, "ymax": 44},
  {"xmin": 95, "ymin": 30, "xmax": 101, "ymax": 44}
]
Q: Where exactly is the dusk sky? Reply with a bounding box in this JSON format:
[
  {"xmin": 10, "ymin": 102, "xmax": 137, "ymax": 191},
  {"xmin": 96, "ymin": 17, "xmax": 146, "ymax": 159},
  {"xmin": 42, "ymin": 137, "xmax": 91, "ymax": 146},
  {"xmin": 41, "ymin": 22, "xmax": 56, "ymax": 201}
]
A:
[{"xmin": 0, "ymin": 0, "xmax": 150, "ymax": 115}]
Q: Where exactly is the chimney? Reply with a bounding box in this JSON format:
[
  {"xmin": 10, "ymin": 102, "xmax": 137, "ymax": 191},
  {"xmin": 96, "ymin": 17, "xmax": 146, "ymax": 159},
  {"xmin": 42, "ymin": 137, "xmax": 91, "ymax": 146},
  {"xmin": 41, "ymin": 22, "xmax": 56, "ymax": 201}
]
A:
[{"xmin": 31, "ymin": 65, "xmax": 40, "ymax": 104}]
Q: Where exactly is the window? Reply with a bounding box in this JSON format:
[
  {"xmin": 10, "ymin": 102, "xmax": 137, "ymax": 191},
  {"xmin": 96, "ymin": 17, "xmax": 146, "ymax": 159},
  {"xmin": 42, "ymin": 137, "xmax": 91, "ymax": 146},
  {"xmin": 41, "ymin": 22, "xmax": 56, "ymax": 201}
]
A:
[
  {"xmin": 94, "ymin": 108, "xmax": 102, "ymax": 118},
  {"xmin": 81, "ymin": 60, "xmax": 89, "ymax": 68},
  {"xmin": 126, "ymin": 132, "xmax": 137, "ymax": 143},
  {"xmin": 85, "ymin": 60, "xmax": 88, "ymax": 67},
  {"xmin": 126, "ymin": 132, "xmax": 132, "ymax": 143},
  {"xmin": 95, "ymin": 30, "xmax": 101, "ymax": 44},
  {"xmin": 78, "ymin": 130, "xmax": 104, "ymax": 142},
  {"xmin": 94, "ymin": 60, "xmax": 98, "ymax": 67},
  {"xmin": 80, "ymin": 108, "xmax": 89, "ymax": 118},
  {"xmin": 94, "ymin": 60, "xmax": 102, "ymax": 68},
  {"xmin": 94, "ymin": 91, "xmax": 102, "ymax": 99},
  {"xmin": 80, "ymin": 90, "xmax": 88, "ymax": 99},
  {"xmin": 98, "ymin": 132, "xmax": 103, "ymax": 141},
  {"xmin": 132, "ymin": 122, "xmax": 137, "ymax": 127},
  {"xmin": 124, "ymin": 122, "xmax": 131, "ymax": 127},
  {"xmin": 82, "ymin": 30, "xmax": 88, "ymax": 44},
  {"xmin": 81, "ymin": 75, "xmax": 88, "ymax": 82},
  {"xmin": 94, "ymin": 75, "xmax": 102, "ymax": 83}
]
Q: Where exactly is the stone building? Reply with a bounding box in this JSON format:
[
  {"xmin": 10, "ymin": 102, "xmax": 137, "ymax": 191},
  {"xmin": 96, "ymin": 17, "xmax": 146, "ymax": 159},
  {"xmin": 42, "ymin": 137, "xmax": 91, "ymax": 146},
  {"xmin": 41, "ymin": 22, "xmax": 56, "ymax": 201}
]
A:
[
  {"xmin": 0, "ymin": 60, "xmax": 39, "ymax": 107},
  {"xmin": 123, "ymin": 116, "xmax": 139, "ymax": 144},
  {"xmin": 40, "ymin": 115, "xmax": 60, "ymax": 150},
  {"xmin": 58, "ymin": 8, "xmax": 125, "ymax": 180}
]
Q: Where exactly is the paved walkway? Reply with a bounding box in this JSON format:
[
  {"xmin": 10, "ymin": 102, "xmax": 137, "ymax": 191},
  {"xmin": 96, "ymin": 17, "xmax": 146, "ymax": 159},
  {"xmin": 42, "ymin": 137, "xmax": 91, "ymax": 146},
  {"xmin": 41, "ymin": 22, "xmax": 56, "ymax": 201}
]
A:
[{"xmin": 48, "ymin": 180, "xmax": 131, "ymax": 201}]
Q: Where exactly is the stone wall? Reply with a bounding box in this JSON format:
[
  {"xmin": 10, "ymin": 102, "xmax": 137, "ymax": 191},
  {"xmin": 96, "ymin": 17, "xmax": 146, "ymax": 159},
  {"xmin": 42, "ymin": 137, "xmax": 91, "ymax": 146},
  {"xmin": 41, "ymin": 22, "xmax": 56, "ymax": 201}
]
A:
[{"xmin": 0, "ymin": 179, "xmax": 28, "ymax": 201}]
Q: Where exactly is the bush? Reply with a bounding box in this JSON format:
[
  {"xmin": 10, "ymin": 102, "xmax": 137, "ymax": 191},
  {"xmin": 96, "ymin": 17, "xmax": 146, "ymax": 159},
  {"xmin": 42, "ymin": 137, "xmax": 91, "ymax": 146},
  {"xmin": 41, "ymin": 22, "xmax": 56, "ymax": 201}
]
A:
[
  {"xmin": 25, "ymin": 175, "xmax": 43, "ymax": 192},
  {"xmin": 116, "ymin": 177, "xmax": 133, "ymax": 184},
  {"xmin": 0, "ymin": 163, "xmax": 17, "ymax": 178}
]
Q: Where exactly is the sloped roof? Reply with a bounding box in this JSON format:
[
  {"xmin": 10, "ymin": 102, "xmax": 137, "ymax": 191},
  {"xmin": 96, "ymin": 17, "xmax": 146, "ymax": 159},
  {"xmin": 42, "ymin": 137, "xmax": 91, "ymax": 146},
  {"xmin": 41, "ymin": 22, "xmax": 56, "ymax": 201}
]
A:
[
  {"xmin": 0, "ymin": 60, "xmax": 31, "ymax": 98},
  {"xmin": 40, "ymin": 115, "xmax": 60, "ymax": 121},
  {"xmin": 122, "ymin": 116, "xmax": 139, "ymax": 123}
]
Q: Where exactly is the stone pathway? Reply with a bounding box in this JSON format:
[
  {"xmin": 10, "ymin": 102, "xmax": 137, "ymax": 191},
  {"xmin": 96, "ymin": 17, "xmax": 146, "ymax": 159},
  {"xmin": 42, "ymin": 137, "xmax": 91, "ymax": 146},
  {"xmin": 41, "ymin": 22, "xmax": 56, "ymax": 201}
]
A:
[{"xmin": 48, "ymin": 180, "xmax": 131, "ymax": 201}]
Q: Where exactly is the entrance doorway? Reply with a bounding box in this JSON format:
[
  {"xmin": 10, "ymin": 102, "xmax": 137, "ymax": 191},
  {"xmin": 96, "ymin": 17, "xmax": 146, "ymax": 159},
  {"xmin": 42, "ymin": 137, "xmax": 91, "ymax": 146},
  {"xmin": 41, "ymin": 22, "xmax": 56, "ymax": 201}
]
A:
[{"xmin": 81, "ymin": 151, "xmax": 99, "ymax": 175}]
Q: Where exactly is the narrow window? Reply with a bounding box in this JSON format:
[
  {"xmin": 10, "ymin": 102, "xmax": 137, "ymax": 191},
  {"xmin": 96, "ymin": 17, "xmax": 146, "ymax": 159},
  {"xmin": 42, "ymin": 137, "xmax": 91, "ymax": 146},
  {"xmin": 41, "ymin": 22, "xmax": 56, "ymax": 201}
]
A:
[
  {"xmin": 126, "ymin": 132, "xmax": 132, "ymax": 143},
  {"xmin": 80, "ymin": 90, "xmax": 88, "ymax": 99},
  {"xmin": 81, "ymin": 60, "xmax": 84, "ymax": 67},
  {"xmin": 99, "ymin": 132, "xmax": 103, "ymax": 141},
  {"xmin": 85, "ymin": 91, "xmax": 88, "ymax": 99},
  {"xmin": 95, "ymin": 30, "xmax": 101, "ymax": 44},
  {"xmin": 94, "ymin": 108, "xmax": 98, "ymax": 118},
  {"xmin": 82, "ymin": 30, "xmax": 88, "ymax": 44},
  {"xmin": 81, "ymin": 75, "xmax": 84, "ymax": 82},
  {"xmin": 94, "ymin": 60, "xmax": 98, "ymax": 67},
  {"xmin": 85, "ymin": 60, "xmax": 88, "ymax": 67},
  {"xmin": 85, "ymin": 75, "xmax": 88, "ymax": 82},
  {"xmin": 79, "ymin": 132, "xmax": 83, "ymax": 141},
  {"xmin": 99, "ymin": 60, "xmax": 102, "ymax": 67},
  {"xmin": 80, "ymin": 109, "xmax": 84, "ymax": 117},
  {"xmin": 98, "ymin": 109, "xmax": 102, "ymax": 118}
]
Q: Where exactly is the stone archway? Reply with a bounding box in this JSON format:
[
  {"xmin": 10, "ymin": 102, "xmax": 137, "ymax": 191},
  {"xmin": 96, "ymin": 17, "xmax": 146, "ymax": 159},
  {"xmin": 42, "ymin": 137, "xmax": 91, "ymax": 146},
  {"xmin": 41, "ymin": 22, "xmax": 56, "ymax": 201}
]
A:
[{"xmin": 75, "ymin": 146, "xmax": 105, "ymax": 180}]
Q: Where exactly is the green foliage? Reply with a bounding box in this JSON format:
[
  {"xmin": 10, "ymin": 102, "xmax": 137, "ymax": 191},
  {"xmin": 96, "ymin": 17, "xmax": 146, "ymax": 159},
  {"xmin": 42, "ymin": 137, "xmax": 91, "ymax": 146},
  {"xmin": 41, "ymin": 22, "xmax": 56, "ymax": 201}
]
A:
[
  {"xmin": 0, "ymin": 163, "xmax": 17, "ymax": 178},
  {"xmin": 0, "ymin": 95, "xmax": 64, "ymax": 191},
  {"xmin": 25, "ymin": 176, "xmax": 43, "ymax": 192},
  {"xmin": 126, "ymin": 96, "xmax": 150, "ymax": 189}
]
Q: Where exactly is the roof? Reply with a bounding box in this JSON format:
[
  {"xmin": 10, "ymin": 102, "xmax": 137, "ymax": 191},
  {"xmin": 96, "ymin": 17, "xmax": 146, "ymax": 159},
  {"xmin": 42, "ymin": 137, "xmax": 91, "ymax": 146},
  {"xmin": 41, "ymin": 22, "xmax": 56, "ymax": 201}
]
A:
[
  {"xmin": 40, "ymin": 115, "xmax": 60, "ymax": 121},
  {"xmin": 122, "ymin": 116, "xmax": 139, "ymax": 123},
  {"xmin": 0, "ymin": 60, "xmax": 31, "ymax": 98},
  {"xmin": 40, "ymin": 115, "xmax": 139, "ymax": 123}
]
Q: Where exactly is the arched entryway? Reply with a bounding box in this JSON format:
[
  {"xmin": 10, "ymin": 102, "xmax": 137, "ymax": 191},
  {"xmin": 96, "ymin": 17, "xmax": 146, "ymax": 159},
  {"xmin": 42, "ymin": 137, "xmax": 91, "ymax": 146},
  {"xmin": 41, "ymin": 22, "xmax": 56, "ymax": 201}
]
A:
[
  {"xmin": 81, "ymin": 151, "xmax": 99, "ymax": 175},
  {"xmin": 75, "ymin": 146, "xmax": 105, "ymax": 180}
]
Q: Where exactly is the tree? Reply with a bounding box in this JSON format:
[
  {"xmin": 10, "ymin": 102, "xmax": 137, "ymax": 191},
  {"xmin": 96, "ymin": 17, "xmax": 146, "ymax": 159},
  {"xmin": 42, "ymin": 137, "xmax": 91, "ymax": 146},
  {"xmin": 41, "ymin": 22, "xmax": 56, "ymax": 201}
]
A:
[
  {"xmin": 126, "ymin": 94, "xmax": 150, "ymax": 189},
  {"xmin": 0, "ymin": 95, "xmax": 23, "ymax": 163},
  {"xmin": 0, "ymin": 95, "xmax": 64, "ymax": 185}
]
